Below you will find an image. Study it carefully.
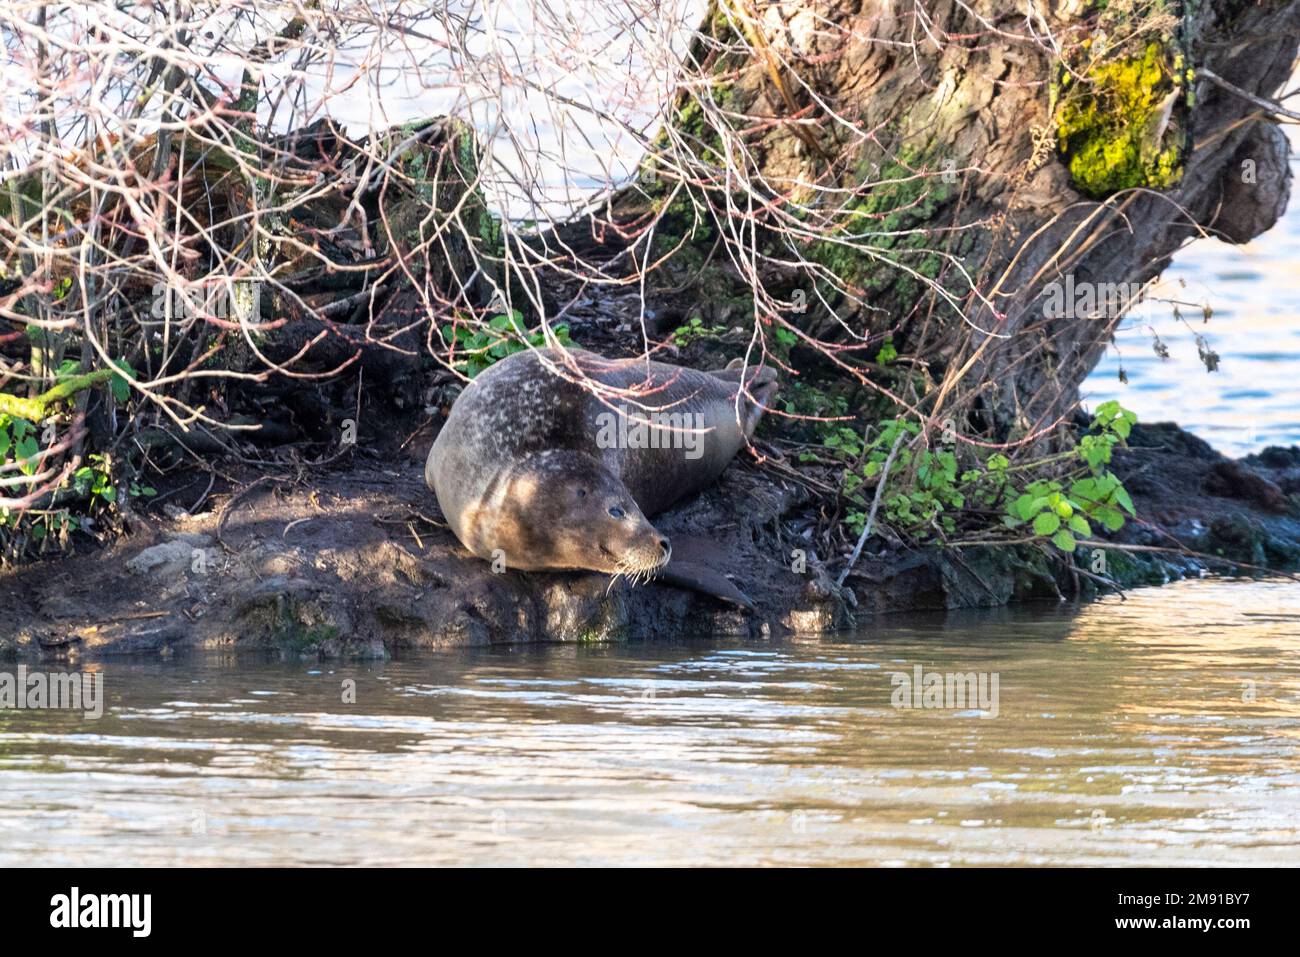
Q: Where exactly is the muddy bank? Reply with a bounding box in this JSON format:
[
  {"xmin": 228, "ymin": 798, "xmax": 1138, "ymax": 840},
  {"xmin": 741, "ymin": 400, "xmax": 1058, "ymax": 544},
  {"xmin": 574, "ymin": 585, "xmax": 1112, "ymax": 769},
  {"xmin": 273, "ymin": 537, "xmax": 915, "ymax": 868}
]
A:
[{"xmin": 2, "ymin": 417, "xmax": 1299, "ymax": 661}]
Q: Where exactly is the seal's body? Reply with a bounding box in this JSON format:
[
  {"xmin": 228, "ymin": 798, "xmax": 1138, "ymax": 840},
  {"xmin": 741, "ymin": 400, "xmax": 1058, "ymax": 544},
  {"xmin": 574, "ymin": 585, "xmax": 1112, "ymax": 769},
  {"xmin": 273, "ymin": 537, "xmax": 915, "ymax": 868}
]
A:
[{"xmin": 426, "ymin": 347, "xmax": 777, "ymax": 578}]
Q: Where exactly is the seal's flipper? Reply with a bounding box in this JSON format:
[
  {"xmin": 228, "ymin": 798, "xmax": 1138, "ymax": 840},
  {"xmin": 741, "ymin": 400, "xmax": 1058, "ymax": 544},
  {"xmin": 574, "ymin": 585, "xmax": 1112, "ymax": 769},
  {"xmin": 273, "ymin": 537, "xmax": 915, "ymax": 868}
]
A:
[
  {"xmin": 705, "ymin": 360, "xmax": 779, "ymax": 436},
  {"xmin": 654, "ymin": 561, "xmax": 756, "ymax": 611},
  {"xmin": 649, "ymin": 533, "xmax": 756, "ymax": 611}
]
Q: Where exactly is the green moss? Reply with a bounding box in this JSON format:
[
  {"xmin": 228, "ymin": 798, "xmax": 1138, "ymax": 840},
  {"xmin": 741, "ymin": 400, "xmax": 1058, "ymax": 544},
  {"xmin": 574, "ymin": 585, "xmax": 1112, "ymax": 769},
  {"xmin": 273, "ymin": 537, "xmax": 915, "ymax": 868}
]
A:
[
  {"xmin": 575, "ymin": 602, "xmax": 629, "ymax": 643},
  {"xmin": 808, "ymin": 147, "xmax": 956, "ymax": 312},
  {"xmin": 1055, "ymin": 39, "xmax": 1186, "ymax": 198},
  {"xmin": 278, "ymin": 622, "xmax": 339, "ymax": 654}
]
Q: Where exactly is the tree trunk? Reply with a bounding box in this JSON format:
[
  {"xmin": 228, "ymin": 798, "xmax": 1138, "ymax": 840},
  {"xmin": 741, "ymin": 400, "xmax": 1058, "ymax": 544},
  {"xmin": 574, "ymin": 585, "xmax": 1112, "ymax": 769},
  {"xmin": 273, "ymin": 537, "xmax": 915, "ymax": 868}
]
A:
[{"xmin": 575, "ymin": 0, "xmax": 1299, "ymax": 446}]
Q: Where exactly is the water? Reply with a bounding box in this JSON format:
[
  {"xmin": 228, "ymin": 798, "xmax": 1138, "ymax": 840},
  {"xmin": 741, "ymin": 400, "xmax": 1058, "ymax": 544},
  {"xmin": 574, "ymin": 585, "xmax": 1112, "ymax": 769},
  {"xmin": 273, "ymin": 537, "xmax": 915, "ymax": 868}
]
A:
[{"xmin": 3, "ymin": 578, "xmax": 1297, "ymax": 866}]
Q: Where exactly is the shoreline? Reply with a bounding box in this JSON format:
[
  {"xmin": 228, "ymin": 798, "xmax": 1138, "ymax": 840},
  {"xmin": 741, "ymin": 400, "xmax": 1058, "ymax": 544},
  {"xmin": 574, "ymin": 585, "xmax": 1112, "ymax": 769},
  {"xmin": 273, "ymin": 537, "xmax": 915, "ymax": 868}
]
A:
[{"xmin": 3, "ymin": 419, "xmax": 1299, "ymax": 662}]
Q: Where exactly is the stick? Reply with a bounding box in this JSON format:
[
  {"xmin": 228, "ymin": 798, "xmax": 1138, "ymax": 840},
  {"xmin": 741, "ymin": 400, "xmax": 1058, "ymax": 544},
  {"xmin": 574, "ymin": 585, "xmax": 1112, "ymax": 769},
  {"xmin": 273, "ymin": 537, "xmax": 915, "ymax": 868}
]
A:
[
  {"xmin": 836, "ymin": 431, "xmax": 906, "ymax": 588},
  {"xmin": 1197, "ymin": 68, "xmax": 1300, "ymax": 122}
]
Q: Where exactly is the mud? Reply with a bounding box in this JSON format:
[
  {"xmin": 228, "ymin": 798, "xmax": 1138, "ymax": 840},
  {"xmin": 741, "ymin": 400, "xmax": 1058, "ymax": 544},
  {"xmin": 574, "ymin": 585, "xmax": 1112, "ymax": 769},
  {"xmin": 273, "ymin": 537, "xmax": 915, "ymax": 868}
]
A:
[{"xmin": 3, "ymin": 414, "xmax": 1299, "ymax": 661}]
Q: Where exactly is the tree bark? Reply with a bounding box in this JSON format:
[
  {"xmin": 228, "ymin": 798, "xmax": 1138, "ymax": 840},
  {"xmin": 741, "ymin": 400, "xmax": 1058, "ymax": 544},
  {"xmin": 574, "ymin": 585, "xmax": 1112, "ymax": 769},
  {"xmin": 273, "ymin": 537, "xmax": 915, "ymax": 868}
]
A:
[{"xmin": 574, "ymin": 0, "xmax": 1300, "ymax": 446}]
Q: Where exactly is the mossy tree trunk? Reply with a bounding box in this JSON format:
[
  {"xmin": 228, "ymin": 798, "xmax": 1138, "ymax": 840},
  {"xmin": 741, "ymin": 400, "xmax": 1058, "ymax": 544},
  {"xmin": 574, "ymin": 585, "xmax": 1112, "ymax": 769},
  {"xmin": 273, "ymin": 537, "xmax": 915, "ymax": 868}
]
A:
[{"xmin": 605, "ymin": 0, "xmax": 1300, "ymax": 444}]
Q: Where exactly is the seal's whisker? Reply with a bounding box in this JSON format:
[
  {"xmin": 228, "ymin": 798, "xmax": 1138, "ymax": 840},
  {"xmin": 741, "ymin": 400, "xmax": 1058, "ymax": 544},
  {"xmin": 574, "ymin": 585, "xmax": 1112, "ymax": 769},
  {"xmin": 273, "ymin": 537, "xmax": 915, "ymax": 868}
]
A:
[{"xmin": 613, "ymin": 558, "xmax": 661, "ymax": 590}]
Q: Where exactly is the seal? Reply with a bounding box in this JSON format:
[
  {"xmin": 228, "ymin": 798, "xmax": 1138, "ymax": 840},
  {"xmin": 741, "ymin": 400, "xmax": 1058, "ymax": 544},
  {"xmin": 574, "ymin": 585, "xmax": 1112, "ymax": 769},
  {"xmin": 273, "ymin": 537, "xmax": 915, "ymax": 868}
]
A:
[{"xmin": 425, "ymin": 347, "xmax": 777, "ymax": 588}]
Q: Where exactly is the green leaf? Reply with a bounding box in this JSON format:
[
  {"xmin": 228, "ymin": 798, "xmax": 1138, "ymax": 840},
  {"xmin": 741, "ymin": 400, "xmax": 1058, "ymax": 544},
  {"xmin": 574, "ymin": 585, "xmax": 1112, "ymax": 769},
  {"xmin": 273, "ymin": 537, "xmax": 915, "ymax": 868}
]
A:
[
  {"xmin": 109, "ymin": 359, "xmax": 135, "ymax": 404},
  {"xmin": 1033, "ymin": 512, "xmax": 1061, "ymax": 536},
  {"xmin": 1051, "ymin": 529, "xmax": 1077, "ymax": 552},
  {"xmin": 16, "ymin": 435, "xmax": 39, "ymax": 475},
  {"xmin": 1096, "ymin": 507, "xmax": 1125, "ymax": 532},
  {"xmin": 1070, "ymin": 477, "xmax": 1099, "ymax": 504},
  {"xmin": 1068, "ymin": 514, "xmax": 1092, "ymax": 537}
]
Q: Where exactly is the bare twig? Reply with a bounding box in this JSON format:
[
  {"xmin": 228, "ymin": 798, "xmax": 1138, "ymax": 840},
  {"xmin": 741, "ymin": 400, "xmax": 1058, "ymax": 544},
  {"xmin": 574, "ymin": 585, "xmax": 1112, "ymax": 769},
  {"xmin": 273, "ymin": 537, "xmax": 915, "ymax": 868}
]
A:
[{"xmin": 836, "ymin": 430, "xmax": 906, "ymax": 588}]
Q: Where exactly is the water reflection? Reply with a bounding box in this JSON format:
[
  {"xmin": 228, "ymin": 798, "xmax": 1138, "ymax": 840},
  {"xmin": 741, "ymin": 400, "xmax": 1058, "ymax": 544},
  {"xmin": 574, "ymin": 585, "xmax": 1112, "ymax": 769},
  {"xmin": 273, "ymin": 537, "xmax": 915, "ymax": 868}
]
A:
[{"xmin": 1, "ymin": 578, "xmax": 1297, "ymax": 866}]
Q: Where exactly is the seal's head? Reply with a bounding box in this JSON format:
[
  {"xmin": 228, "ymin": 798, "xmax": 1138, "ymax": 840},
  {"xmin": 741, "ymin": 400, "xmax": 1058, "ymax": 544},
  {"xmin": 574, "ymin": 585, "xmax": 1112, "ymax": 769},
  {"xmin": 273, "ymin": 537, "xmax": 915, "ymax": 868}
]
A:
[
  {"xmin": 709, "ymin": 358, "xmax": 780, "ymax": 438},
  {"xmin": 488, "ymin": 450, "xmax": 670, "ymax": 578}
]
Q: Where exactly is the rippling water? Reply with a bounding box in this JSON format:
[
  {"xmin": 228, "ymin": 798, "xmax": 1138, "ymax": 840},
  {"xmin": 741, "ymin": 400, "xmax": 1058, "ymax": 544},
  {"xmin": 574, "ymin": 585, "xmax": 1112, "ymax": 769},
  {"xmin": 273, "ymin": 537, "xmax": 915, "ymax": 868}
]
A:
[{"xmin": 3, "ymin": 578, "xmax": 1297, "ymax": 866}]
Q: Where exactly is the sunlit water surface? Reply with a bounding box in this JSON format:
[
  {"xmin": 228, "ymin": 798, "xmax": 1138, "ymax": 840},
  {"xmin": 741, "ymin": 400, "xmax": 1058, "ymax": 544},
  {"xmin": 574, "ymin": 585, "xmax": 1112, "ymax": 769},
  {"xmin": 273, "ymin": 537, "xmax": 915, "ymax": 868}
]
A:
[{"xmin": 2, "ymin": 578, "xmax": 1297, "ymax": 866}]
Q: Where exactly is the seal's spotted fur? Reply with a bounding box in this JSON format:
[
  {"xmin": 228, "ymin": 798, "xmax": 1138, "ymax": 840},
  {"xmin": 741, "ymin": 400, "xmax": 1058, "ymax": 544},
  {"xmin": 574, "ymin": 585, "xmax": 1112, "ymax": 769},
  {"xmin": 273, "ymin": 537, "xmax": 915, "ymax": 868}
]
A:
[{"xmin": 426, "ymin": 348, "xmax": 777, "ymax": 578}]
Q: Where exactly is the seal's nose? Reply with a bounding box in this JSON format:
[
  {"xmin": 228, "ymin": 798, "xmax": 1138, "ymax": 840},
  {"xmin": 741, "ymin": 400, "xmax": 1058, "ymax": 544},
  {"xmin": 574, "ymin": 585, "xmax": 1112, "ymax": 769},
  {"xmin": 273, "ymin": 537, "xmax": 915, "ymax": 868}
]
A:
[{"xmin": 658, "ymin": 537, "xmax": 671, "ymax": 559}]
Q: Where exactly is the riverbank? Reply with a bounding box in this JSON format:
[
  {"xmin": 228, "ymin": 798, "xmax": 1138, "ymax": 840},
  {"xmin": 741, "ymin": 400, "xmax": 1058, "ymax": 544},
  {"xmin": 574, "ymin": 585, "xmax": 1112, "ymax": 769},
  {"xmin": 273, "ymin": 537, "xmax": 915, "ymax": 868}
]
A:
[{"xmin": 3, "ymin": 416, "xmax": 1299, "ymax": 661}]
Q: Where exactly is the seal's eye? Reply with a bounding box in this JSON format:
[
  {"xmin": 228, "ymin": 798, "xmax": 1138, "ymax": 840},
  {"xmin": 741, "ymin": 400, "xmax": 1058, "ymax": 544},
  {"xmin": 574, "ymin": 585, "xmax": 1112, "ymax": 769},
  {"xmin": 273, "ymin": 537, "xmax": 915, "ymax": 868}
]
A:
[
  {"xmin": 608, "ymin": 506, "xmax": 626, "ymax": 519},
  {"xmin": 576, "ymin": 489, "xmax": 587, "ymax": 498}
]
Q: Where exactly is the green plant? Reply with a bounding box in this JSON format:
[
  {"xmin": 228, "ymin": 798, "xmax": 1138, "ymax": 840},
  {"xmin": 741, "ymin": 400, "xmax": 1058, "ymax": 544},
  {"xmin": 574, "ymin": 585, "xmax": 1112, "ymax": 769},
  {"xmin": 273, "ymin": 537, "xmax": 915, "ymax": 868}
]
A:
[
  {"xmin": 842, "ymin": 418, "xmax": 971, "ymax": 536},
  {"xmin": 830, "ymin": 401, "xmax": 1139, "ymax": 551},
  {"xmin": 1054, "ymin": 39, "xmax": 1186, "ymax": 197},
  {"xmin": 1, "ymin": 356, "xmax": 149, "ymax": 559},
  {"xmin": 670, "ymin": 315, "xmax": 725, "ymax": 346},
  {"xmin": 440, "ymin": 310, "xmax": 574, "ymax": 378},
  {"xmin": 1004, "ymin": 401, "xmax": 1137, "ymax": 552},
  {"xmin": 72, "ymin": 453, "xmax": 116, "ymax": 506},
  {"xmin": 30, "ymin": 510, "xmax": 70, "ymax": 543},
  {"xmin": 0, "ymin": 415, "xmax": 40, "ymax": 477},
  {"xmin": 780, "ymin": 380, "xmax": 852, "ymax": 458},
  {"xmin": 772, "ymin": 325, "xmax": 798, "ymax": 349},
  {"xmin": 0, "ymin": 356, "xmax": 133, "ymax": 421}
]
